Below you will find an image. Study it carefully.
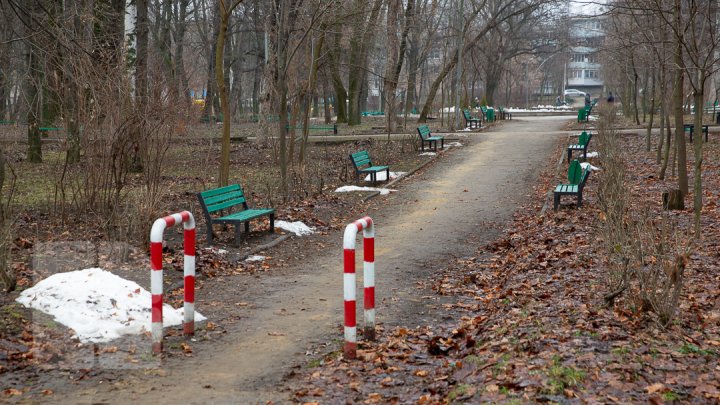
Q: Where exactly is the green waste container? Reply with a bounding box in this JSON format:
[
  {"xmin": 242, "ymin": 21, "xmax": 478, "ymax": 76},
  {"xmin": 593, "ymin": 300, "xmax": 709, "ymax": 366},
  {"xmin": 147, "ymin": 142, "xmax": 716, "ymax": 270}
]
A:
[{"xmin": 487, "ymin": 108, "xmax": 495, "ymax": 122}]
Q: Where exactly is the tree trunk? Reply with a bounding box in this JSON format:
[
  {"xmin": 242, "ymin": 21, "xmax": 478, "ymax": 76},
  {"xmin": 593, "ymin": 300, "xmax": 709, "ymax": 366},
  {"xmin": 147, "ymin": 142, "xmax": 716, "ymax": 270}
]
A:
[
  {"xmin": 673, "ymin": 2, "xmax": 688, "ymax": 195},
  {"xmin": 217, "ymin": 0, "xmax": 244, "ymax": 187},
  {"xmin": 663, "ymin": 189, "xmax": 684, "ymax": 210},
  {"xmin": 204, "ymin": 7, "xmax": 221, "ymax": 120},
  {"xmin": 692, "ymin": 88, "xmax": 704, "ymax": 237},
  {"xmin": 659, "ymin": 108, "xmax": 671, "ymax": 179},
  {"xmin": 347, "ymin": 0, "xmax": 383, "ymax": 126}
]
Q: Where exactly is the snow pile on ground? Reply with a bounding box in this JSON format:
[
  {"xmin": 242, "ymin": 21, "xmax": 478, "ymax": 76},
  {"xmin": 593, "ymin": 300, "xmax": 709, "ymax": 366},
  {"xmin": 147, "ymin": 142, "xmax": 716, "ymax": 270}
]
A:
[
  {"xmin": 335, "ymin": 185, "xmax": 396, "ymax": 196},
  {"xmin": 364, "ymin": 171, "xmax": 406, "ymax": 182},
  {"xmin": 276, "ymin": 220, "xmax": 315, "ymax": 236},
  {"xmin": 245, "ymin": 255, "xmax": 266, "ymax": 262},
  {"xmin": 447, "ymin": 142, "xmax": 463, "ymax": 147},
  {"xmin": 584, "ymin": 152, "xmax": 599, "ymax": 158},
  {"xmin": 420, "ymin": 152, "xmax": 437, "ymax": 156},
  {"xmin": 580, "ymin": 162, "xmax": 601, "ymax": 171},
  {"xmin": 203, "ymin": 247, "xmax": 228, "ymax": 255},
  {"xmin": 506, "ymin": 105, "xmax": 574, "ymax": 112},
  {"xmin": 16, "ymin": 268, "xmax": 206, "ymax": 343},
  {"xmin": 459, "ymin": 127, "xmax": 473, "ymax": 131}
]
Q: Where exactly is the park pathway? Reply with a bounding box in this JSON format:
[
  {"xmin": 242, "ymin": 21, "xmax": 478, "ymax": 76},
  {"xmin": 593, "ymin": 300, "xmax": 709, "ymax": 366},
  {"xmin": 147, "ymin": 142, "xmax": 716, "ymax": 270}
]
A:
[{"xmin": 62, "ymin": 116, "xmax": 567, "ymax": 404}]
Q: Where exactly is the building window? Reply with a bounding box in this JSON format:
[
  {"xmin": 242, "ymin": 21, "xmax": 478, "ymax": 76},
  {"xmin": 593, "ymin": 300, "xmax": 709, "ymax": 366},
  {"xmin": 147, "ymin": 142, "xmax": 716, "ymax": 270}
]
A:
[
  {"xmin": 585, "ymin": 70, "xmax": 599, "ymax": 79},
  {"xmin": 569, "ymin": 70, "xmax": 582, "ymax": 78},
  {"xmin": 587, "ymin": 54, "xmax": 597, "ymax": 63},
  {"xmin": 570, "ymin": 54, "xmax": 584, "ymax": 63}
]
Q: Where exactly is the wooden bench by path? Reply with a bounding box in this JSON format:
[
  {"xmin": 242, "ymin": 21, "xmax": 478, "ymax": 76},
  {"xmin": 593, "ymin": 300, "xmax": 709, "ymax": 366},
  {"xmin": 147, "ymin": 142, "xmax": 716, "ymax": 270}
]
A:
[
  {"xmin": 554, "ymin": 159, "xmax": 590, "ymax": 211},
  {"xmin": 498, "ymin": 107, "xmax": 512, "ymax": 120},
  {"xmin": 416, "ymin": 125, "xmax": 445, "ymax": 152},
  {"xmin": 567, "ymin": 131, "xmax": 592, "ymax": 162},
  {"xmin": 462, "ymin": 109, "xmax": 481, "ymax": 129},
  {"xmin": 197, "ymin": 184, "xmax": 275, "ymax": 245},
  {"xmin": 684, "ymin": 124, "xmax": 709, "ymax": 143},
  {"xmin": 350, "ymin": 150, "xmax": 390, "ymax": 186}
]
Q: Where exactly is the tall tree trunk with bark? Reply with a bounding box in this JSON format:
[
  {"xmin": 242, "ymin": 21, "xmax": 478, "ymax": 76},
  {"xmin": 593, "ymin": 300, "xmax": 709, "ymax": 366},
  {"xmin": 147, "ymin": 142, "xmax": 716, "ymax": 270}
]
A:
[
  {"xmin": 216, "ymin": 0, "xmax": 244, "ymax": 187},
  {"xmin": 673, "ymin": 0, "xmax": 688, "ymax": 196}
]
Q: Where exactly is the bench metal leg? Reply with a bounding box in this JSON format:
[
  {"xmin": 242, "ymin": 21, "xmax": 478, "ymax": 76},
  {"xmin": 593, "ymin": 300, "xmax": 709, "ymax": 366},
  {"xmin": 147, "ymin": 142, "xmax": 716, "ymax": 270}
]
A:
[
  {"xmin": 269, "ymin": 214, "xmax": 275, "ymax": 233},
  {"xmin": 206, "ymin": 223, "xmax": 214, "ymax": 245},
  {"xmin": 577, "ymin": 191, "xmax": 583, "ymax": 207},
  {"xmin": 567, "ymin": 148, "xmax": 572, "ymax": 163},
  {"xmin": 245, "ymin": 221, "xmax": 250, "ymax": 234},
  {"xmin": 441, "ymin": 139, "xmax": 444, "ymax": 149},
  {"xmin": 234, "ymin": 223, "xmax": 243, "ymax": 246},
  {"xmin": 554, "ymin": 192, "xmax": 560, "ymax": 211},
  {"xmin": 385, "ymin": 168, "xmax": 390, "ymax": 184}
]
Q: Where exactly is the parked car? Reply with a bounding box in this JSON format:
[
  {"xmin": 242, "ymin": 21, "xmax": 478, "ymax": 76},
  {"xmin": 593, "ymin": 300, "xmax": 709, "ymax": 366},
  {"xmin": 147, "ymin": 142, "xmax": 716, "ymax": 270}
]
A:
[{"xmin": 563, "ymin": 89, "xmax": 587, "ymax": 98}]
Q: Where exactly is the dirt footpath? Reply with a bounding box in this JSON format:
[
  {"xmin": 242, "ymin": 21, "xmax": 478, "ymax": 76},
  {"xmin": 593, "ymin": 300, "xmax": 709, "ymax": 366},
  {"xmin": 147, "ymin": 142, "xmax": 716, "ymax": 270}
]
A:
[{"xmin": 53, "ymin": 116, "xmax": 567, "ymax": 404}]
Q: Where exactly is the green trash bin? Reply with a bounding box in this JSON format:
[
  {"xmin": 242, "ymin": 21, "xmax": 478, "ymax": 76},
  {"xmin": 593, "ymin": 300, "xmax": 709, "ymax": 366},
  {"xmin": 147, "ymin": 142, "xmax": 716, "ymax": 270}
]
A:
[{"xmin": 487, "ymin": 107, "xmax": 495, "ymax": 122}]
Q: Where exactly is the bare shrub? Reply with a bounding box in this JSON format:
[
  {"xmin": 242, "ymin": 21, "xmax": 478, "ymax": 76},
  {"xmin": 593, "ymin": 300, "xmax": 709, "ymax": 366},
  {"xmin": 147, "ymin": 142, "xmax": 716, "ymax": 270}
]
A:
[
  {"xmin": 0, "ymin": 149, "xmax": 16, "ymax": 291},
  {"xmin": 596, "ymin": 105, "xmax": 693, "ymax": 326}
]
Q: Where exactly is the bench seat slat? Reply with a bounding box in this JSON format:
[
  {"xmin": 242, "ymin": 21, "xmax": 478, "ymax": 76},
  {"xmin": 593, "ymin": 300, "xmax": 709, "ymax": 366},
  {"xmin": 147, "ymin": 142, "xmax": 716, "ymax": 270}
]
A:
[
  {"xmin": 360, "ymin": 165, "xmax": 389, "ymax": 172},
  {"xmin": 427, "ymin": 136, "xmax": 443, "ymax": 141},
  {"xmin": 218, "ymin": 208, "xmax": 275, "ymax": 222},
  {"xmin": 555, "ymin": 184, "xmax": 579, "ymax": 193}
]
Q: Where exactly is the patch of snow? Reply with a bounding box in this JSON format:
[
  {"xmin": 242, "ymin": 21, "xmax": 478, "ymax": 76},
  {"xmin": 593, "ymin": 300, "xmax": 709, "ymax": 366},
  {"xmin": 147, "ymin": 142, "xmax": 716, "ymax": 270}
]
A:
[
  {"xmin": 584, "ymin": 152, "xmax": 599, "ymax": 158},
  {"xmin": 245, "ymin": 255, "xmax": 266, "ymax": 262},
  {"xmin": 589, "ymin": 116, "xmax": 598, "ymax": 121},
  {"xmin": 335, "ymin": 185, "xmax": 396, "ymax": 196},
  {"xmin": 420, "ymin": 152, "xmax": 437, "ymax": 156},
  {"xmin": 459, "ymin": 127, "xmax": 473, "ymax": 131},
  {"xmin": 363, "ymin": 171, "xmax": 406, "ymax": 182},
  {"xmin": 203, "ymin": 247, "xmax": 228, "ymax": 255},
  {"xmin": 16, "ymin": 268, "xmax": 206, "ymax": 343},
  {"xmin": 447, "ymin": 142, "xmax": 463, "ymax": 147},
  {"xmin": 580, "ymin": 162, "xmax": 601, "ymax": 171},
  {"xmin": 506, "ymin": 105, "xmax": 574, "ymax": 112},
  {"xmin": 275, "ymin": 220, "xmax": 315, "ymax": 236}
]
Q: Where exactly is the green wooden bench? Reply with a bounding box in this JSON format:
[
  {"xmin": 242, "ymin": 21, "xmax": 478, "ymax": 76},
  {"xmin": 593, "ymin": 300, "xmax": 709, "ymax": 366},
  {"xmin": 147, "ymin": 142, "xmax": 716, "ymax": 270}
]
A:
[
  {"xmin": 577, "ymin": 106, "xmax": 591, "ymax": 122},
  {"xmin": 416, "ymin": 125, "xmax": 444, "ymax": 152},
  {"xmin": 462, "ymin": 109, "xmax": 481, "ymax": 129},
  {"xmin": 285, "ymin": 123, "xmax": 337, "ymax": 134},
  {"xmin": 567, "ymin": 131, "xmax": 592, "ymax": 162},
  {"xmin": 554, "ymin": 160, "xmax": 590, "ymax": 211},
  {"xmin": 0, "ymin": 120, "xmax": 16, "ymax": 125},
  {"xmin": 498, "ymin": 107, "xmax": 512, "ymax": 120},
  {"xmin": 197, "ymin": 184, "xmax": 275, "ymax": 245},
  {"xmin": 349, "ymin": 150, "xmax": 390, "ymax": 186}
]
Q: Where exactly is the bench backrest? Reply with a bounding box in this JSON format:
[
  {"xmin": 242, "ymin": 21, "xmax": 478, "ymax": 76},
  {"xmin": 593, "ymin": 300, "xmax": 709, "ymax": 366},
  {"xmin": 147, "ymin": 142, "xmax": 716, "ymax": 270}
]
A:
[
  {"xmin": 198, "ymin": 184, "xmax": 249, "ymax": 214},
  {"xmin": 462, "ymin": 109, "xmax": 472, "ymax": 120},
  {"xmin": 568, "ymin": 160, "xmax": 583, "ymax": 185},
  {"xmin": 417, "ymin": 125, "xmax": 432, "ymax": 140},
  {"xmin": 578, "ymin": 131, "xmax": 590, "ymax": 146},
  {"xmin": 350, "ymin": 150, "xmax": 373, "ymax": 169}
]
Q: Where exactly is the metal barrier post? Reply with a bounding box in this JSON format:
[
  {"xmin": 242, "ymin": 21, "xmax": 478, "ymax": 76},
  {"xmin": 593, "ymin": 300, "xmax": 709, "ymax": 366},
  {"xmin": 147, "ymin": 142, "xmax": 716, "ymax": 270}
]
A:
[
  {"xmin": 343, "ymin": 216, "xmax": 375, "ymax": 360},
  {"xmin": 150, "ymin": 211, "xmax": 196, "ymax": 354}
]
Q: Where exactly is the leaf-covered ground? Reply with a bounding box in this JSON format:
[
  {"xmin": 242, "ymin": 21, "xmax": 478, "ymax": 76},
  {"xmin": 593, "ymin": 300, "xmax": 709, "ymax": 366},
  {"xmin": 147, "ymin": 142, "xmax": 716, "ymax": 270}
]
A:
[{"xmin": 289, "ymin": 131, "xmax": 720, "ymax": 404}]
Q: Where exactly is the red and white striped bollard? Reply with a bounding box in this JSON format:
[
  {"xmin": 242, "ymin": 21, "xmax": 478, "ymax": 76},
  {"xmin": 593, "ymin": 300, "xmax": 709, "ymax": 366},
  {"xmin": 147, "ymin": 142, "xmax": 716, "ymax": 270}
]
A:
[
  {"xmin": 343, "ymin": 216, "xmax": 375, "ymax": 360},
  {"xmin": 150, "ymin": 210, "xmax": 196, "ymax": 354}
]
